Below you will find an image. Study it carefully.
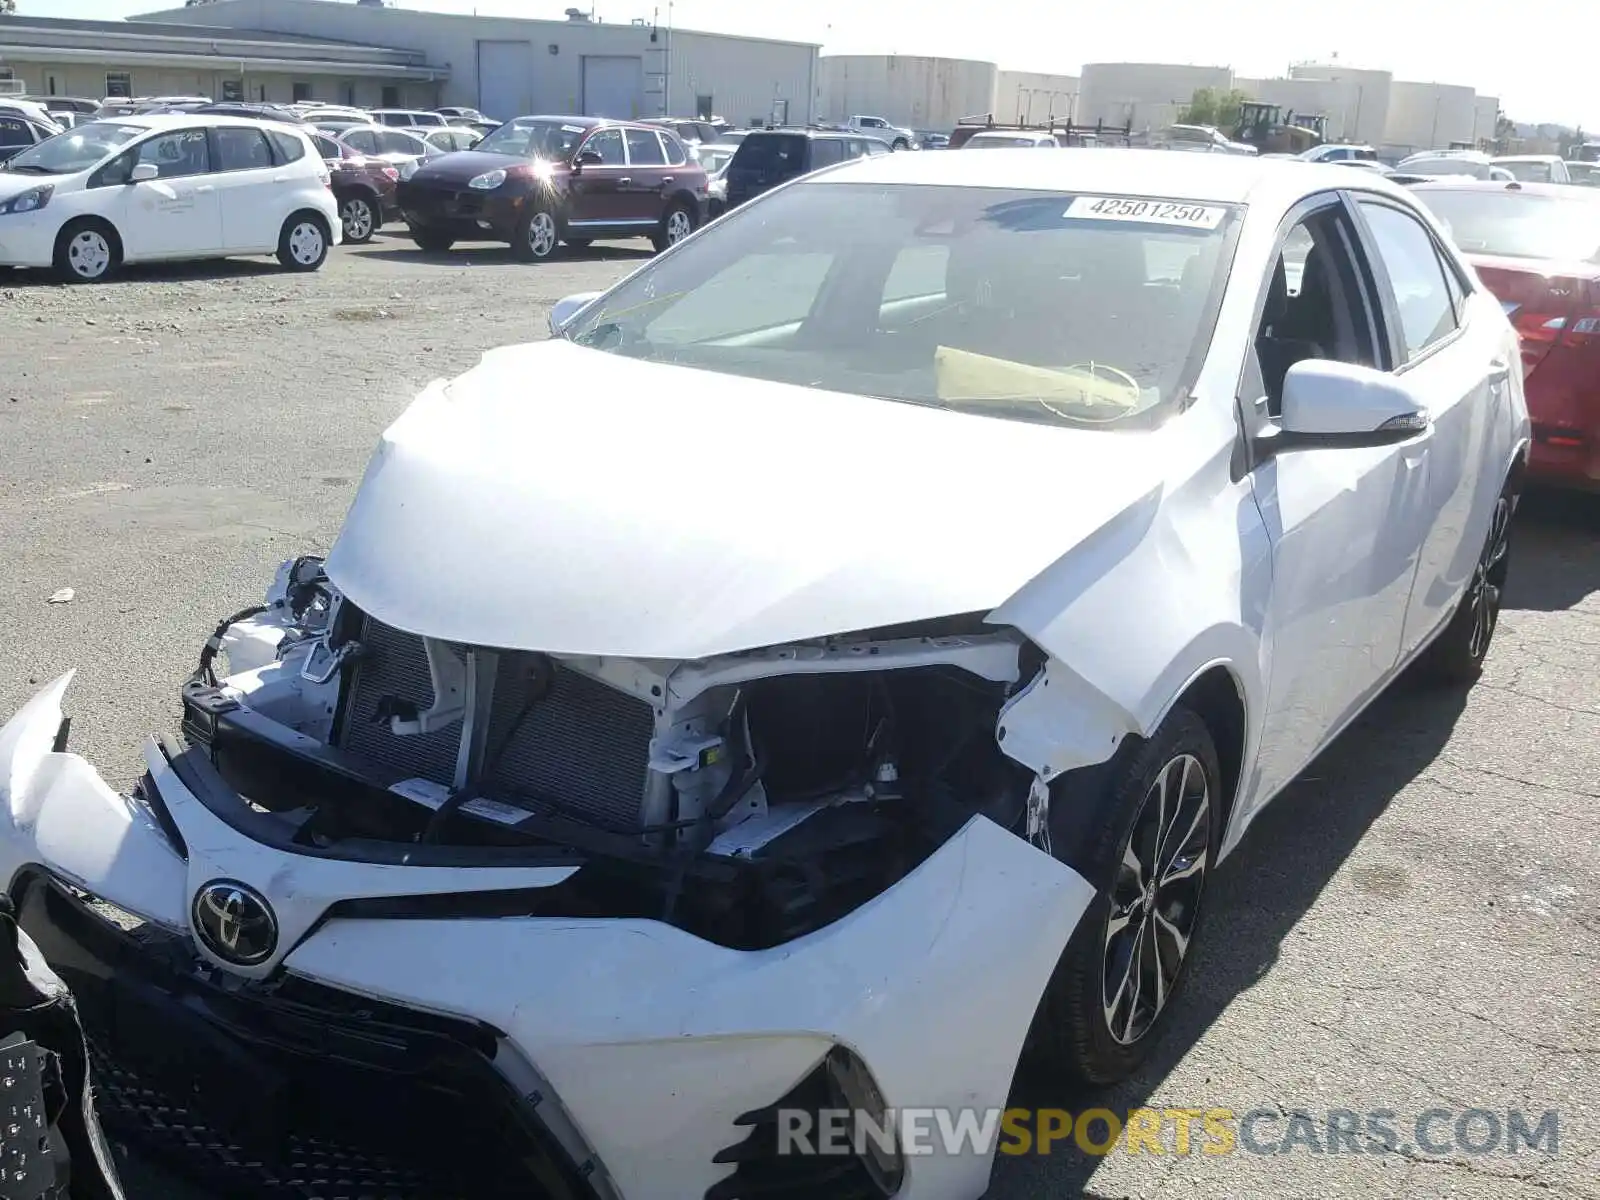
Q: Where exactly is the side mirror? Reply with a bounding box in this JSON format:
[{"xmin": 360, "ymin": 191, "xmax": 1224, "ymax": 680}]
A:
[
  {"xmin": 549, "ymin": 291, "xmax": 602, "ymax": 336},
  {"xmin": 1269, "ymin": 360, "xmax": 1430, "ymax": 454},
  {"xmin": 129, "ymin": 162, "xmax": 159, "ymax": 183},
  {"xmin": 573, "ymin": 150, "xmax": 603, "ymax": 168}
]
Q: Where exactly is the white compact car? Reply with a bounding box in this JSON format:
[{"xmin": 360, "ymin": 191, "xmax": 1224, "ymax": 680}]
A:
[
  {"xmin": 0, "ymin": 114, "xmax": 340, "ymax": 282},
  {"xmin": 0, "ymin": 150, "xmax": 1528, "ymax": 1200}
]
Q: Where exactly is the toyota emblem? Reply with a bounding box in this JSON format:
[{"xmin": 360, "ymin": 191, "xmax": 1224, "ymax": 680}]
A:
[{"xmin": 192, "ymin": 880, "xmax": 278, "ymax": 966}]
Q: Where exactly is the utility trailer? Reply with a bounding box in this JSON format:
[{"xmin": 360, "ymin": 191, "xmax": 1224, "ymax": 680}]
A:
[{"xmin": 948, "ymin": 113, "xmax": 1133, "ymax": 149}]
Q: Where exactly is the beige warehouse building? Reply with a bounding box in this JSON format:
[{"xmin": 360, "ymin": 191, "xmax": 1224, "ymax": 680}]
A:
[
  {"xmin": 137, "ymin": 0, "xmax": 818, "ymax": 125},
  {"xmin": 0, "ymin": 13, "xmax": 443, "ymax": 109}
]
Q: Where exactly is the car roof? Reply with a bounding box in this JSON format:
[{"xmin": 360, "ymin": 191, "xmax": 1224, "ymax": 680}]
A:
[
  {"xmin": 1405, "ymin": 150, "xmax": 1488, "ymax": 161},
  {"xmin": 755, "ymin": 127, "xmax": 861, "ymax": 140},
  {"xmin": 811, "ymin": 146, "xmax": 1415, "ymax": 207},
  {"xmin": 1410, "ymin": 178, "xmax": 1597, "ymax": 199},
  {"xmin": 1491, "ymin": 154, "xmax": 1562, "ymax": 163},
  {"xmin": 97, "ymin": 113, "xmax": 307, "ymax": 132}
]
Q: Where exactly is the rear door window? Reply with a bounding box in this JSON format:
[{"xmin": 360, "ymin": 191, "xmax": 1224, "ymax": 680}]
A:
[
  {"xmin": 731, "ymin": 134, "xmax": 809, "ymax": 178},
  {"xmin": 343, "ymin": 129, "xmax": 379, "ymax": 154},
  {"xmin": 625, "ymin": 127, "xmax": 666, "ymax": 165},
  {"xmin": 660, "ymin": 132, "xmax": 687, "ymax": 166},
  {"xmin": 1357, "ymin": 200, "xmax": 1459, "ymax": 362},
  {"xmin": 809, "ymin": 138, "xmax": 847, "ymax": 168},
  {"xmin": 376, "ymin": 131, "xmax": 423, "ymax": 154},
  {"xmin": 213, "ymin": 126, "xmax": 276, "ymax": 172}
]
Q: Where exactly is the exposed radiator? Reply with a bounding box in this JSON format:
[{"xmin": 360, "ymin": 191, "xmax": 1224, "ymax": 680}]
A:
[{"xmin": 336, "ymin": 616, "xmax": 656, "ymax": 829}]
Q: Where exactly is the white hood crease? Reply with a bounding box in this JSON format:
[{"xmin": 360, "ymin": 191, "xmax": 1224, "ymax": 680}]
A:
[{"xmin": 325, "ymin": 339, "xmax": 1165, "ymax": 660}]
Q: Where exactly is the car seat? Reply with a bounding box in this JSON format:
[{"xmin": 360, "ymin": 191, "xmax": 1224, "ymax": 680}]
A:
[{"xmin": 1256, "ymin": 258, "xmax": 1327, "ymax": 410}]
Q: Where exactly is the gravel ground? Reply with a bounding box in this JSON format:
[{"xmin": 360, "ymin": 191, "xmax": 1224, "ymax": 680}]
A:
[{"xmin": 1, "ymin": 233, "xmax": 1597, "ymax": 1200}]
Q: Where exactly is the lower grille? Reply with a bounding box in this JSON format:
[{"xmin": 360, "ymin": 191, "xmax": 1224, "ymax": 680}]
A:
[
  {"xmin": 396, "ymin": 183, "xmax": 483, "ymax": 220},
  {"xmin": 337, "ymin": 616, "xmax": 656, "ymax": 828},
  {"xmin": 90, "ymin": 1042, "xmax": 454, "ymax": 1200},
  {"xmin": 17, "ymin": 875, "xmax": 598, "ymax": 1200}
]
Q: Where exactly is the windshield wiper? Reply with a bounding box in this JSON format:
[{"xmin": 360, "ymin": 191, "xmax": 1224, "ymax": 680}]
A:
[{"xmin": 5, "ymin": 164, "xmax": 57, "ymax": 174}]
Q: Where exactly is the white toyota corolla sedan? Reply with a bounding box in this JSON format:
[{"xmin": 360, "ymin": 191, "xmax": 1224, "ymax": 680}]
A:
[
  {"xmin": 0, "ymin": 150, "xmax": 1527, "ymax": 1200},
  {"xmin": 0, "ymin": 113, "xmax": 339, "ymax": 282}
]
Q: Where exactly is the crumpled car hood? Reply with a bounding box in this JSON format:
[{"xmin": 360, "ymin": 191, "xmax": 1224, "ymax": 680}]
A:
[{"xmin": 325, "ymin": 339, "xmax": 1164, "ymax": 660}]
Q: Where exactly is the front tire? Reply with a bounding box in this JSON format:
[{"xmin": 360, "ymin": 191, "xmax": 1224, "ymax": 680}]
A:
[
  {"xmin": 1022, "ymin": 707, "xmax": 1221, "ymax": 1086},
  {"xmin": 53, "ymin": 218, "xmax": 121, "ymax": 284},
  {"xmin": 1418, "ymin": 487, "xmax": 1514, "ymax": 685},
  {"xmin": 277, "ymin": 212, "xmax": 330, "ymax": 271},
  {"xmin": 338, "ymin": 193, "xmax": 378, "ymax": 244},
  {"xmin": 512, "ymin": 206, "xmax": 559, "ymax": 262},
  {"xmin": 410, "ymin": 225, "xmax": 456, "ymax": 253},
  {"xmin": 651, "ymin": 201, "xmax": 695, "ymax": 252}
]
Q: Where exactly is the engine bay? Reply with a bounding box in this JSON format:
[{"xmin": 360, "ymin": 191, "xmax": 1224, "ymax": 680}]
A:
[{"xmin": 171, "ymin": 556, "xmax": 1046, "ymax": 949}]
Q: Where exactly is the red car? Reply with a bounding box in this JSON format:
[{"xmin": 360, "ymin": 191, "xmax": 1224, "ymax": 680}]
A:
[
  {"xmin": 310, "ymin": 131, "xmax": 401, "ymax": 244},
  {"xmin": 395, "ymin": 115, "xmax": 707, "ymax": 260},
  {"xmin": 1414, "ymin": 180, "xmax": 1600, "ymax": 490}
]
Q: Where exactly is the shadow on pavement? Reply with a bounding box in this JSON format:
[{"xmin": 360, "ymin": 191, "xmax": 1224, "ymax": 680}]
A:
[
  {"xmin": 3, "ymin": 259, "xmax": 285, "ymax": 288},
  {"xmin": 1503, "ymin": 487, "xmax": 1600, "ymax": 613},
  {"xmin": 351, "ymin": 232, "xmax": 653, "ymax": 266}
]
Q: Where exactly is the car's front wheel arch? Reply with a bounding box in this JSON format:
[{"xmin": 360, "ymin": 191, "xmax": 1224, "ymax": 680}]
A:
[
  {"xmin": 53, "ymin": 217, "xmax": 123, "ymax": 284},
  {"xmin": 1019, "ymin": 704, "xmax": 1224, "ymax": 1087}
]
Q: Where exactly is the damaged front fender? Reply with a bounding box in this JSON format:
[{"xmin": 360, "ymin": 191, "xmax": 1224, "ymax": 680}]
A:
[{"xmin": 0, "ymin": 673, "xmax": 189, "ymax": 929}]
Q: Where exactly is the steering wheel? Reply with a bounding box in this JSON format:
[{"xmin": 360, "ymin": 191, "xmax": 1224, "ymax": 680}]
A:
[{"xmin": 1039, "ymin": 361, "xmax": 1144, "ymax": 421}]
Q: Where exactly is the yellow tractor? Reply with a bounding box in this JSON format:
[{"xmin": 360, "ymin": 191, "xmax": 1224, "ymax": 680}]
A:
[{"xmin": 1234, "ymin": 101, "xmax": 1326, "ymax": 154}]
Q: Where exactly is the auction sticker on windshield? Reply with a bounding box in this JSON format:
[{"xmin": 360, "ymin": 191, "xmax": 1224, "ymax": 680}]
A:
[{"xmin": 1065, "ymin": 196, "xmax": 1227, "ymax": 228}]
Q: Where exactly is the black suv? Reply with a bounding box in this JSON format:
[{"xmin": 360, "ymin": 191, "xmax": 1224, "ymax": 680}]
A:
[{"xmin": 723, "ymin": 128, "xmax": 890, "ymax": 210}]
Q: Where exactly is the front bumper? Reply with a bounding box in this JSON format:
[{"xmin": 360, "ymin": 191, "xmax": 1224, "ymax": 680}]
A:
[
  {"xmin": 0, "ymin": 676, "xmax": 1095, "ymax": 1200},
  {"xmin": 396, "ymin": 180, "xmax": 522, "ymax": 239},
  {"xmin": 0, "ymin": 210, "xmax": 59, "ymax": 268}
]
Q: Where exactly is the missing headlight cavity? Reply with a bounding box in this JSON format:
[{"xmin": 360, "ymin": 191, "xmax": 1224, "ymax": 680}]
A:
[{"xmin": 183, "ymin": 590, "xmax": 1042, "ymax": 949}]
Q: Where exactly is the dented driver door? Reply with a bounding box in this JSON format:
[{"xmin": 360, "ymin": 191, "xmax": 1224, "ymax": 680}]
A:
[{"xmin": 1245, "ymin": 195, "xmax": 1433, "ymax": 805}]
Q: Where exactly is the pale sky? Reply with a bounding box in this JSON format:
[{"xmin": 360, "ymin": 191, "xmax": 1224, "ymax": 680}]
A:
[{"xmin": 24, "ymin": 0, "xmax": 1596, "ymax": 129}]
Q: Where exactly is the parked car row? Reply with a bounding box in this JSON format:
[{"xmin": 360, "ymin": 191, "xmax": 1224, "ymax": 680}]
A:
[{"xmin": 0, "ymin": 114, "xmax": 340, "ymax": 282}]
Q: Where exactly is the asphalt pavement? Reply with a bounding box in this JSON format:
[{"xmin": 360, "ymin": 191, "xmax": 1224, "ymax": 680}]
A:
[{"xmin": 0, "ymin": 234, "xmax": 1595, "ymax": 1200}]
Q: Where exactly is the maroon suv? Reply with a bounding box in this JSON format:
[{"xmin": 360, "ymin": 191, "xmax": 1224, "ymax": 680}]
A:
[
  {"xmin": 394, "ymin": 115, "xmax": 708, "ymax": 260},
  {"xmin": 311, "ymin": 132, "xmax": 400, "ymax": 244}
]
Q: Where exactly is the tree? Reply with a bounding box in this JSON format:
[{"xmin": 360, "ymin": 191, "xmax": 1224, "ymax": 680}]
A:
[
  {"xmin": 1179, "ymin": 87, "xmax": 1248, "ymax": 132},
  {"xmin": 0, "ymin": 0, "xmax": 15, "ymax": 14}
]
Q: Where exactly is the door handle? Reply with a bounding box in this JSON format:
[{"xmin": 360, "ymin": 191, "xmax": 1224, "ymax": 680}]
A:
[
  {"xmin": 195, "ymin": 185, "xmax": 215, "ymax": 194},
  {"xmin": 1487, "ymin": 359, "xmax": 1512, "ymax": 383},
  {"xmin": 661, "ymin": 176, "xmax": 674, "ymax": 184},
  {"xmin": 617, "ymin": 176, "xmax": 632, "ymax": 187}
]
